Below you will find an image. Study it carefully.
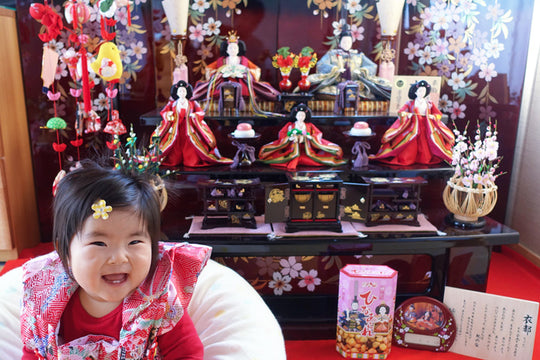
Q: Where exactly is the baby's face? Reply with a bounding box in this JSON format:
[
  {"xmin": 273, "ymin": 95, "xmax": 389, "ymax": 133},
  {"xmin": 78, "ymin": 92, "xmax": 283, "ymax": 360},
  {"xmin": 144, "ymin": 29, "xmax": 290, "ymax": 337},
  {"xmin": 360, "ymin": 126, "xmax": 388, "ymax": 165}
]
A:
[{"xmin": 69, "ymin": 207, "xmax": 152, "ymax": 316}]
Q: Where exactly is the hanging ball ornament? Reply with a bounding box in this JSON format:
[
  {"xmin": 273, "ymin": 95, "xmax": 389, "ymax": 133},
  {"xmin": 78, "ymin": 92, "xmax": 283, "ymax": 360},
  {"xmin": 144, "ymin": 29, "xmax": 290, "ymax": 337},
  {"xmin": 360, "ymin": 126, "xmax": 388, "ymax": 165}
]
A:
[{"xmin": 46, "ymin": 117, "xmax": 67, "ymax": 130}]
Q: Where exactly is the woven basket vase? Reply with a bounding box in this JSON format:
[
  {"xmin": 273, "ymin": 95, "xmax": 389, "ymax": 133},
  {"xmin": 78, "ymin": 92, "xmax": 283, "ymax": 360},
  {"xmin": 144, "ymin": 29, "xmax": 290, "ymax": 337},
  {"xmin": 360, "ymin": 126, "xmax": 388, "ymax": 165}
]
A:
[{"xmin": 442, "ymin": 176, "xmax": 498, "ymax": 222}]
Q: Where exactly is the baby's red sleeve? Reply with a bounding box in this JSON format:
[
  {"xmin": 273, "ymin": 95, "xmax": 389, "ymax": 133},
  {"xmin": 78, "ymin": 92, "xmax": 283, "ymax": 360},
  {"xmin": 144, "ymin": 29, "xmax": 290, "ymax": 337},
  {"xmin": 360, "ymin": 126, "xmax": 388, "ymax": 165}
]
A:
[
  {"xmin": 158, "ymin": 312, "xmax": 204, "ymax": 360},
  {"xmin": 21, "ymin": 345, "xmax": 39, "ymax": 360}
]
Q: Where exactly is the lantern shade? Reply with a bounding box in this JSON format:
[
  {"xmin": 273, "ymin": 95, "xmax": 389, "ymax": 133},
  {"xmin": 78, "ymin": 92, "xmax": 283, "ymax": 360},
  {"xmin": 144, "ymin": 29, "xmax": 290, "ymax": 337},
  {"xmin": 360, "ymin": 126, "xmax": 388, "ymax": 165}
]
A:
[
  {"xmin": 376, "ymin": 0, "xmax": 406, "ymax": 37},
  {"xmin": 162, "ymin": 0, "xmax": 190, "ymax": 36}
]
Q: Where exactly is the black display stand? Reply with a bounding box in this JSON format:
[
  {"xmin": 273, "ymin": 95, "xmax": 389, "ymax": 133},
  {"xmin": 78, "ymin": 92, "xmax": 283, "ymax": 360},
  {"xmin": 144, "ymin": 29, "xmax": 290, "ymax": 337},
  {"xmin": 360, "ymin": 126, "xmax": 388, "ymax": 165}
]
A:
[{"xmin": 140, "ymin": 109, "xmax": 519, "ymax": 340}]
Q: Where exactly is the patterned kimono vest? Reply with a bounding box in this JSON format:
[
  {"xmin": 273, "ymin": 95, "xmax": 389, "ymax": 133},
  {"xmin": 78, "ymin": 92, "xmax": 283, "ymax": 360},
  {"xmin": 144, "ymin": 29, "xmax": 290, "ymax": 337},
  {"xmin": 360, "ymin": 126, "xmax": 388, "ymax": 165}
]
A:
[{"xmin": 21, "ymin": 242, "xmax": 211, "ymax": 359}]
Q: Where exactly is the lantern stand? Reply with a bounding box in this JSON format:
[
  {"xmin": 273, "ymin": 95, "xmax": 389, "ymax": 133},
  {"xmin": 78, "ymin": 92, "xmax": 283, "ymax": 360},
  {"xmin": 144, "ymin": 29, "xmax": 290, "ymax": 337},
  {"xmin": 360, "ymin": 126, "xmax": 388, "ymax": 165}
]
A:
[{"xmin": 375, "ymin": 0, "xmax": 406, "ymax": 82}]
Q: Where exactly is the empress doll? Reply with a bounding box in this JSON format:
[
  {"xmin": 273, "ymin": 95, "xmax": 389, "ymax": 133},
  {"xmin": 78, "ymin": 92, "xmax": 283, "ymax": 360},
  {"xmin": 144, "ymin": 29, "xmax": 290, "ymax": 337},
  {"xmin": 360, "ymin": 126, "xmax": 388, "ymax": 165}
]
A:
[
  {"xmin": 153, "ymin": 81, "xmax": 232, "ymax": 167},
  {"xmin": 191, "ymin": 31, "xmax": 279, "ymax": 105},
  {"xmin": 370, "ymin": 80, "xmax": 455, "ymax": 166}
]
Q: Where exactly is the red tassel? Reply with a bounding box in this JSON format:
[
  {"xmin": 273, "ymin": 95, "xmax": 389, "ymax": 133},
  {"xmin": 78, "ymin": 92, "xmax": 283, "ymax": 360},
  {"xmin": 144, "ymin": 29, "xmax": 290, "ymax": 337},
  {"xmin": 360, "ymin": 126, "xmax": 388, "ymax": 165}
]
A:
[
  {"xmin": 100, "ymin": 15, "xmax": 107, "ymax": 39},
  {"xmin": 105, "ymin": 17, "xmax": 117, "ymax": 26},
  {"xmin": 127, "ymin": 1, "xmax": 131, "ymax": 27},
  {"xmin": 79, "ymin": 47, "xmax": 92, "ymax": 114},
  {"xmin": 104, "ymin": 30, "xmax": 116, "ymax": 41},
  {"xmin": 72, "ymin": 1, "xmax": 78, "ymax": 29},
  {"xmin": 100, "ymin": 16, "xmax": 116, "ymax": 41}
]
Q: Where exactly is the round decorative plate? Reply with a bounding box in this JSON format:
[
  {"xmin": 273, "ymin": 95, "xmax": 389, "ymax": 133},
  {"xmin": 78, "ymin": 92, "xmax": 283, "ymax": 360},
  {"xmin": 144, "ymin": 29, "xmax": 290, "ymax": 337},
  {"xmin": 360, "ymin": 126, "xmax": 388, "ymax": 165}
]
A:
[{"xmin": 393, "ymin": 296, "xmax": 457, "ymax": 352}]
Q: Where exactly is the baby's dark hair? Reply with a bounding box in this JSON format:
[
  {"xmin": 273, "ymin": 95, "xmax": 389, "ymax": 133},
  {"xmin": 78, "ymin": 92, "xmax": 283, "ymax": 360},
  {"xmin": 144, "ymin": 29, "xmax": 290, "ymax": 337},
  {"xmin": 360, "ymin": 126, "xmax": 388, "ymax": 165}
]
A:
[
  {"xmin": 408, "ymin": 80, "xmax": 431, "ymax": 99},
  {"xmin": 53, "ymin": 160, "xmax": 162, "ymax": 273}
]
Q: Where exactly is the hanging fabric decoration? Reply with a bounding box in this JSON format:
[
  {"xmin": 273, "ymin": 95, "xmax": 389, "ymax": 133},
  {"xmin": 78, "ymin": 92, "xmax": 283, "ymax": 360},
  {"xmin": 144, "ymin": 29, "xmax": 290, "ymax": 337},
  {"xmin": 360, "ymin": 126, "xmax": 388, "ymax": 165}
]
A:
[
  {"xmin": 29, "ymin": 3, "xmax": 64, "ymax": 42},
  {"xmin": 98, "ymin": 0, "xmax": 118, "ymax": 41},
  {"xmin": 91, "ymin": 42, "xmax": 123, "ymax": 83},
  {"xmin": 84, "ymin": 110, "xmax": 102, "ymax": 134},
  {"xmin": 62, "ymin": 0, "xmax": 93, "ymax": 161},
  {"xmin": 64, "ymin": 0, "xmax": 91, "ymax": 29},
  {"xmin": 91, "ymin": 42, "xmax": 124, "ymax": 145},
  {"xmin": 69, "ymin": 88, "xmax": 84, "ymax": 160},
  {"xmin": 41, "ymin": 46, "xmax": 59, "ymax": 92},
  {"xmin": 45, "ymin": 114, "xmax": 68, "ymax": 171},
  {"xmin": 103, "ymin": 110, "xmax": 127, "ymax": 150}
]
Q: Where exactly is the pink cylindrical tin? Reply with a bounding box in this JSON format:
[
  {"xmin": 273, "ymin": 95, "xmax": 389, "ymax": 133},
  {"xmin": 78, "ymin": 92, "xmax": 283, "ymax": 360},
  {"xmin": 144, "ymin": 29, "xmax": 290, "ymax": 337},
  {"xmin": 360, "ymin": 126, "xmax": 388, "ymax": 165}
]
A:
[{"xmin": 336, "ymin": 264, "xmax": 398, "ymax": 359}]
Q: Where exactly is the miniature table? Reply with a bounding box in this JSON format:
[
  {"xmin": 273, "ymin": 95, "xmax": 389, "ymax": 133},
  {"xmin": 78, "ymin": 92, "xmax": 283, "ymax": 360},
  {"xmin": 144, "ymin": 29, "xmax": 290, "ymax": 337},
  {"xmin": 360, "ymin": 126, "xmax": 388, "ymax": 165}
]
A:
[
  {"xmin": 228, "ymin": 133, "xmax": 260, "ymax": 168},
  {"xmin": 185, "ymin": 216, "xmax": 519, "ymax": 339},
  {"xmin": 343, "ymin": 131, "xmax": 376, "ymax": 168}
]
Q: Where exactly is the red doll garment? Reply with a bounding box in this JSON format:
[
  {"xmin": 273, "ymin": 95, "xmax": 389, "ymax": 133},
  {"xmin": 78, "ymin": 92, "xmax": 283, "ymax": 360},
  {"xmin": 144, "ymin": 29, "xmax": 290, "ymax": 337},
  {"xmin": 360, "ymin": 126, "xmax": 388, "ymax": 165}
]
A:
[
  {"xmin": 258, "ymin": 122, "xmax": 347, "ymax": 170},
  {"xmin": 370, "ymin": 100, "xmax": 454, "ymax": 166},
  {"xmin": 153, "ymin": 99, "xmax": 232, "ymax": 167},
  {"xmin": 191, "ymin": 56, "xmax": 279, "ymax": 102}
]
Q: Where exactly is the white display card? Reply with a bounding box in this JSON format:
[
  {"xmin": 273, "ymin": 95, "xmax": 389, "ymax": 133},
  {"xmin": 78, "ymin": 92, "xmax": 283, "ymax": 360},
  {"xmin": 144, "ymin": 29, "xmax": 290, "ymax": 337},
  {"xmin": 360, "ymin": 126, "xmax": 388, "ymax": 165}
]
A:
[
  {"xmin": 388, "ymin": 75, "xmax": 442, "ymax": 115},
  {"xmin": 443, "ymin": 286, "xmax": 538, "ymax": 360}
]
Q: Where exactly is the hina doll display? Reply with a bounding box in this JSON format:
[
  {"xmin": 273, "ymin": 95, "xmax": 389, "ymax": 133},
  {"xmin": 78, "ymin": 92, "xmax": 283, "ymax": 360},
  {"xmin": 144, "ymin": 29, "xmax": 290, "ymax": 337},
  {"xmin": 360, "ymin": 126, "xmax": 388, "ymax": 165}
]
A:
[
  {"xmin": 191, "ymin": 31, "xmax": 280, "ymax": 107},
  {"xmin": 307, "ymin": 29, "xmax": 391, "ymax": 100},
  {"xmin": 258, "ymin": 103, "xmax": 347, "ymax": 169},
  {"xmin": 153, "ymin": 80, "xmax": 233, "ymax": 167},
  {"xmin": 370, "ymin": 80, "xmax": 455, "ymax": 166}
]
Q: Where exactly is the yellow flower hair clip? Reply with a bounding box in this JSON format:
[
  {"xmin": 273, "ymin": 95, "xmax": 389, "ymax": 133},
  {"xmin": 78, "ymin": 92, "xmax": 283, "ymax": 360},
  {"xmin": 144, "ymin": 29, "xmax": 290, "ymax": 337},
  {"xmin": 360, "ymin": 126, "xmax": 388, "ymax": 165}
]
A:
[{"xmin": 92, "ymin": 199, "xmax": 113, "ymax": 220}]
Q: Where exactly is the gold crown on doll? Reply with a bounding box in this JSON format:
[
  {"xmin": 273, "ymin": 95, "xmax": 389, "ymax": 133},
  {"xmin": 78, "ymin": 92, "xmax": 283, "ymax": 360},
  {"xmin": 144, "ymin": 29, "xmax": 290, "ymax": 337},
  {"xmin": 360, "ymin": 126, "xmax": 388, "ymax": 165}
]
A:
[{"xmin": 227, "ymin": 30, "xmax": 239, "ymax": 43}]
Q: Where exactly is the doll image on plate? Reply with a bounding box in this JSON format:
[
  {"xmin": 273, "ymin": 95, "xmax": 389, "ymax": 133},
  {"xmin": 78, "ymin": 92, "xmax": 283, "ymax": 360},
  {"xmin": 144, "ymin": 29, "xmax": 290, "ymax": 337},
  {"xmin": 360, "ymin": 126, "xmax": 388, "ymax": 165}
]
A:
[
  {"xmin": 306, "ymin": 28, "xmax": 391, "ymax": 101},
  {"xmin": 370, "ymin": 80, "xmax": 455, "ymax": 166},
  {"xmin": 191, "ymin": 31, "xmax": 280, "ymax": 110},
  {"xmin": 152, "ymin": 80, "xmax": 233, "ymax": 168},
  {"xmin": 258, "ymin": 103, "xmax": 347, "ymax": 170}
]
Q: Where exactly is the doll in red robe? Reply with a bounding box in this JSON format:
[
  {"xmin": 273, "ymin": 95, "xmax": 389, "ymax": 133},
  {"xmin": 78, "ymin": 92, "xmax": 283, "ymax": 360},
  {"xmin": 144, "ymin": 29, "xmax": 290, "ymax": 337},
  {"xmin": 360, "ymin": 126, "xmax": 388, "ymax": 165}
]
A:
[
  {"xmin": 370, "ymin": 80, "xmax": 455, "ymax": 166},
  {"xmin": 191, "ymin": 31, "xmax": 279, "ymax": 106},
  {"xmin": 153, "ymin": 80, "xmax": 233, "ymax": 167},
  {"xmin": 258, "ymin": 103, "xmax": 347, "ymax": 169}
]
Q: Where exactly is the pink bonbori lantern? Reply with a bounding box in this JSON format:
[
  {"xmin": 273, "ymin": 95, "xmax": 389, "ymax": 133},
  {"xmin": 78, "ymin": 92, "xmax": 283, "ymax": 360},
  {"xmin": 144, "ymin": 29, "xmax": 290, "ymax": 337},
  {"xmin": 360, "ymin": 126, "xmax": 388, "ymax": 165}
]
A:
[{"xmin": 336, "ymin": 264, "xmax": 398, "ymax": 359}]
